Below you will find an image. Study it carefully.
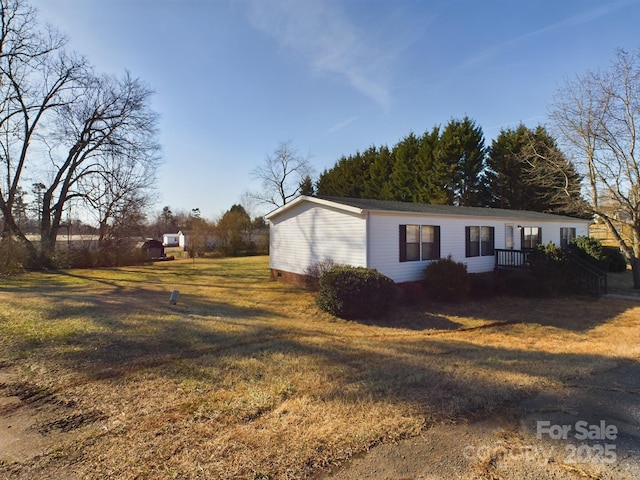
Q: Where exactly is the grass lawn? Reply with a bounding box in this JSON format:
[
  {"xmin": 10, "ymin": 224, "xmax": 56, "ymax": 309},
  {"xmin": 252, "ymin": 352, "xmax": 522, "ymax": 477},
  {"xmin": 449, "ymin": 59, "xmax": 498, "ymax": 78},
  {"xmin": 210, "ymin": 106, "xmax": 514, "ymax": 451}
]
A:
[
  {"xmin": 607, "ymin": 267, "xmax": 640, "ymax": 298},
  {"xmin": 0, "ymin": 256, "xmax": 639, "ymax": 479}
]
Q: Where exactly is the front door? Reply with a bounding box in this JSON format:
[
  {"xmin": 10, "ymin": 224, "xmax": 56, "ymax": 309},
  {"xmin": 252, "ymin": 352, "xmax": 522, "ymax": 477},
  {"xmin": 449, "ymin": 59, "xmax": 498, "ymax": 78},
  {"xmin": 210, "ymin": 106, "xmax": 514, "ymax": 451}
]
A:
[{"xmin": 505, "ymin": 224, "xmax": 514, "ymax": 250}]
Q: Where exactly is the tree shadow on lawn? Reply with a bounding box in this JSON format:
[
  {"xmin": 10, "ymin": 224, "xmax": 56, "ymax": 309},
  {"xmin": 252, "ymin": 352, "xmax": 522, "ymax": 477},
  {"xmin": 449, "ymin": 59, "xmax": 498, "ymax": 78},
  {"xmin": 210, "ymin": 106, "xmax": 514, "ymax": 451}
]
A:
[
  {"xmin": 367, "ymin": 295, "xmax": 638, "ymax": 333},
  {"xmin": 33, "ymin": 308, "xmax": 639, "ymax": 418},
  {"xmin": 7, "ymin": 285, "xmax": 280, "ymax": 377},
  {"xmin": 284, "ymin": 335, "xmax": 640, "ymax": 430},
  {"xmin": 4, "ymin": 278, "xmax": 639, "ymax": 480},
  {"xmin": 27, "ymin": 292, "xmax": 638, "ymax": 386},
  {"xmin": 358, "ymin": 308, "xmax": 463, "ymax": 331}
]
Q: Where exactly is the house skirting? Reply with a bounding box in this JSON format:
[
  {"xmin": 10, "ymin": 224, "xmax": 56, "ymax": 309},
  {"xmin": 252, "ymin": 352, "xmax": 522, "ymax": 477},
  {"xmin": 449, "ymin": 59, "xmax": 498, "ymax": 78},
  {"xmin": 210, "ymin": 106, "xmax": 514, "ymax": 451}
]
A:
[{"xmin": 270, "ymin": 269, "xmax": 310, "ymax": 288}]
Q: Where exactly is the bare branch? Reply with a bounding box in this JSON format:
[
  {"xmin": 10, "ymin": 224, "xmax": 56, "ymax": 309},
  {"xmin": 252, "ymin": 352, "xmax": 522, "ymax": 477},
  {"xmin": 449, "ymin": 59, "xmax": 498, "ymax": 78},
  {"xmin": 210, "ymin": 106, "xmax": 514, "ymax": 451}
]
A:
[
  {"xmin": 250, "ymin": 140, "xmax": 313, "ymax": 208},
  {"xmin": 551, "ymin": 48, "xmax": 640, "ymax": 287}
]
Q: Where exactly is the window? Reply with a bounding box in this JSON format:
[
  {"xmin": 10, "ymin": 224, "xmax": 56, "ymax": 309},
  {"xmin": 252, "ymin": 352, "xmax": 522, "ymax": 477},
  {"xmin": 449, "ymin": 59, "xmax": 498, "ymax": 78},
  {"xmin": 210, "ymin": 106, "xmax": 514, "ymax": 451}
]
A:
[
  {"xmin": 466, "ymin": 226, "xmax": 480, "ymax": 257},
  {"xmin": 399, "ymin": 225, "xmax": 441, "ymax": 262},
  {"xmin": 465, "ymin": 226, "xmax": 495, "ymax": 257},
  {"xmin": 522, "ymin": 226, "xmax": 542, "ymax": 249},
  {"xmin": 421, "ymin": 225, "xmax": 441, "ymax": 260},
  {"xmin": 481, "ymin": 226, "xmax": 495, "ymax": 256},
  {"xmin": 400, "ymin": 225, "xmax": 420, "ymax": 261},
  {"xmin": 560, "ymin": 227, "xmax": 576, "ymax": 248}
]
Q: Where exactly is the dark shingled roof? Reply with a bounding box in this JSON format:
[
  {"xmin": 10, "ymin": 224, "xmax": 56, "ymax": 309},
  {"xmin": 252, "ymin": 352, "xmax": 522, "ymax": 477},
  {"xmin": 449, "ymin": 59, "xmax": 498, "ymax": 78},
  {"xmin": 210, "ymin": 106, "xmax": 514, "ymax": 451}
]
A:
[{"xmin": 318, "ymin": 196, "xmax": 591, "ymax": 222}]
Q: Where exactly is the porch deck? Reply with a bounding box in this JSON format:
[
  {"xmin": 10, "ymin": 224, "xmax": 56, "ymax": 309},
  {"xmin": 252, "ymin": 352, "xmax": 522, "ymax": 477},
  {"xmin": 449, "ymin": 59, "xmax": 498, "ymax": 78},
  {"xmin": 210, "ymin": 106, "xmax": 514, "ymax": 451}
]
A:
[{"xmin": 494, "ymin": 248, "xmax": 608, "ymax": 297}]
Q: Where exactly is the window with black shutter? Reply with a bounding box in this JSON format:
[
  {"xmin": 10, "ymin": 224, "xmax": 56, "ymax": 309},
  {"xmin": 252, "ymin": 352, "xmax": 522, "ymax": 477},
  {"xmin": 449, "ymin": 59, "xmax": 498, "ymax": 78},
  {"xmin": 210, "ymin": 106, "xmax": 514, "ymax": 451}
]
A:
[{"xmin": 400, "ymin": 224, "xmax": 441, "ymax": 262}]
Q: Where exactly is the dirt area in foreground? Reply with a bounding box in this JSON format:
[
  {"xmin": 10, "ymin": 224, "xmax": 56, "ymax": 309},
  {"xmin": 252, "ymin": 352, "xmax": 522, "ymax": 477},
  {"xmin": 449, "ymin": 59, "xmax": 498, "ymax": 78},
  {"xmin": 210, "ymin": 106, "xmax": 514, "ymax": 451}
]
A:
[
  {"xmin": 1, "ymin": 356, "xmax": 639, "ymax": 479},
  {"xmin": 317, "ymin": 359, "xmax": 640, "ymax": 479}
]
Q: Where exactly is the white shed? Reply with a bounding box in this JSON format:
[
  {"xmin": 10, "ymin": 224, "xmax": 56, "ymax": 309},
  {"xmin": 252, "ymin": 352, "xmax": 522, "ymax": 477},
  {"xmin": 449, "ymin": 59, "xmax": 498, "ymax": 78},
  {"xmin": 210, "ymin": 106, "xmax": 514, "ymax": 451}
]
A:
[
  {"xmin": 265, "ymin": 196, "xmax": 592, "ymax": 285},
  {"xmin": 178, "ymin": 230, "xmax": 190, "ymax": 249},
  {"xmin": 162, "ymin": 233, "xmax": 179, "ymax": 247}
]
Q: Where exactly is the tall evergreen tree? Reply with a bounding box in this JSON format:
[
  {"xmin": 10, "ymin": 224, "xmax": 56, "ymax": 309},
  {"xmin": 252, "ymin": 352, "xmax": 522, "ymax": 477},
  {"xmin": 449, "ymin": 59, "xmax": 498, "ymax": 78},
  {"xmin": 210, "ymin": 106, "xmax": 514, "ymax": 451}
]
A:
[
  {"xmin": 439, "ymin": 117, "xmax": 487, "ymax": 206},
  {"xmin": 416, "ymin": 126, "xmax": 452, "ymax": 204},
  {"xmin": 486, "ymin": 124, "xmax": 586, "ymax": 215},
  {"xmin": 363, "ymin": 146, "xmax": 393, "ymax": 199},
  {"xmin": 485, "ymin": 125, "xmax": 532, "ymax": 209},
  {"xmin": 390, "ymin": 133, "xmax": 421, "ymax": 202},
  {"xmin": 299, "ymin": 175, "xmax": 315, "ymax": 196}
]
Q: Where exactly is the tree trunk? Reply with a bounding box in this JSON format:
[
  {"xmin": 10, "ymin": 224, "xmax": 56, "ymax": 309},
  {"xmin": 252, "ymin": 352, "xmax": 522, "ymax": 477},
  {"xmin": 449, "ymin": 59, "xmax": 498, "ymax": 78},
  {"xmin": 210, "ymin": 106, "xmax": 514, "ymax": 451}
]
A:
[
  {"xmin": 39, "ymin": 192, "xmax": 59, "ymax": 260},
  {"xmin": 632, "ymin": 257, "xmax": 640, "ymax": 290}
]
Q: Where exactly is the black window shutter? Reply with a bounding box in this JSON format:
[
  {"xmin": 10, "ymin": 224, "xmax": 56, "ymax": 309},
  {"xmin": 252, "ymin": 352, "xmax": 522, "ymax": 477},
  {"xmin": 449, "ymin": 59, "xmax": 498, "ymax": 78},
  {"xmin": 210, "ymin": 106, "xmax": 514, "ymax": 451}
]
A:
[
  {"xmin": 399, "ymin": 225, "xmax": 407, "ymax": 262},
  {"xmin": 465, "ymin": 226, "xmax": 471, "ymax": 257},
  {"xmin": 434, "ymin": 226, "xmax": 441, "ymax": 259},
  {"xmin": 537, "ymin": 227, "xmax": 542, "ymax": 245},
  {"xmin": 489, "ymin": 226, "xmax": 495, "ymax": 255}
]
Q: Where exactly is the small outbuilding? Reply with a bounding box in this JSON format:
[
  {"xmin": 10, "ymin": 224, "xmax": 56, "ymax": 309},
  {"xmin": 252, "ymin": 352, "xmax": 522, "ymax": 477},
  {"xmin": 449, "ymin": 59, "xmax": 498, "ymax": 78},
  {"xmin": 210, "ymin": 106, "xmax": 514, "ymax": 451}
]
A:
[
  {"xmin": 162, "ymin": 233, "xmax": 179, "ymax": 247},
  {"xmin": 265, "ymin": 196, "xmax": 592, "ymax": 286},
  {"xmin": 178, "ymin": 230, "xmax": 190, "ymax": 249},
  {"xmin": 138, "ymin": 239, "xmax": 165, "ymax": 260}
]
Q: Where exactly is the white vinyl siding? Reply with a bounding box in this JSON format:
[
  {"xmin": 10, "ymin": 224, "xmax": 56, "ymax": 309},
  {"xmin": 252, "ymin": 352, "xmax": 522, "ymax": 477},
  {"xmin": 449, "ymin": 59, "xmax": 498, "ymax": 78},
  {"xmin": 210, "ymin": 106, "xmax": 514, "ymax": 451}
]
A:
[
  {"xmin": 267, "ymin": 197, "xmax": 592, "ymax": 284},
  {"xmin": 367, "ymin": 213, "xmax": 590, "ymax": 282},
  {"xmin": 269, "ymin": 202, "xmax": 367, "ymax": 275}
]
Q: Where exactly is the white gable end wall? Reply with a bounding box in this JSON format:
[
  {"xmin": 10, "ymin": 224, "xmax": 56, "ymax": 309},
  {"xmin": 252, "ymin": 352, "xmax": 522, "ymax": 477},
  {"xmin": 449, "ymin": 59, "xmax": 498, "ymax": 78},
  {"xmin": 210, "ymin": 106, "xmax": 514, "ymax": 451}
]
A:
[{"xmin": 269, "ymin": 203, "xmax": 367, "ymax": 275}]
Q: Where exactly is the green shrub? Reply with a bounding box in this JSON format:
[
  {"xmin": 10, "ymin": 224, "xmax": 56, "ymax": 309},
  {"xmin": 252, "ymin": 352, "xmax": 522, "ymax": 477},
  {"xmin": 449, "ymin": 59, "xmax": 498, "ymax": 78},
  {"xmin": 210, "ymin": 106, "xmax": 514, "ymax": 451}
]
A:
[
  {"xmin": 423, "ymin": 255, "xmax": 470, "ymax": 301},
  {"xmin": 527, "ymin": 243, "xmax": 569, "ymax": 295},
  {"xmin": 316, "ymin": 266, "xmax": 396, "ymax": 319},
  {"xmin": 0, "ymin": 237, "xmax": 30, "ymax": 275},
  {"xmin": 569, "ymin": 236, "xmax": 606, "ymax": 270},
  {"xmin": 602, "ymin": 246, "xmax": 627, "ymax": 273}
]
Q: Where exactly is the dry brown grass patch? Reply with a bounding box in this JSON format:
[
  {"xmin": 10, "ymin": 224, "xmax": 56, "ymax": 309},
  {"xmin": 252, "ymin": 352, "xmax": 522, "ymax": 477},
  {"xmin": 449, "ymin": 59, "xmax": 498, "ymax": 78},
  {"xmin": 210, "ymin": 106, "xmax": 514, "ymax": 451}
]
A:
[{"xmin": 0, "ymin": 256, "xmax": 638, "ymax": 478}]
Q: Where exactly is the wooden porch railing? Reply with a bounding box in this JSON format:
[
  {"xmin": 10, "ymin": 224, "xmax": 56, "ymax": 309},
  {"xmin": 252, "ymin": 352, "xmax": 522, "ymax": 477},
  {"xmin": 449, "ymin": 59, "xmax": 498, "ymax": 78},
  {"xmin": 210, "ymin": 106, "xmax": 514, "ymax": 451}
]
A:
[
  {"xmin": 494, "ymin": 248, "xmax": 608, "ymax": 297},
  {"xmin": 565, "ymin": 252, "xmax": 608, "ymax": 297},
  {"xmin": 495, "ymin": 249, "xmax": 531, "ymax": 270}
]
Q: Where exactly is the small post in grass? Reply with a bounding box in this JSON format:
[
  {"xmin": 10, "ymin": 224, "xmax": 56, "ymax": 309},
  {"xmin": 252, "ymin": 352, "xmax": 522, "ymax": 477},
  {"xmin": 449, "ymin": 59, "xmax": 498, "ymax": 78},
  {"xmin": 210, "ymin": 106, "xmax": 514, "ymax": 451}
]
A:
[{"xmin": 169, "ymin": 290, "xmax": 180, "ymax": 305}]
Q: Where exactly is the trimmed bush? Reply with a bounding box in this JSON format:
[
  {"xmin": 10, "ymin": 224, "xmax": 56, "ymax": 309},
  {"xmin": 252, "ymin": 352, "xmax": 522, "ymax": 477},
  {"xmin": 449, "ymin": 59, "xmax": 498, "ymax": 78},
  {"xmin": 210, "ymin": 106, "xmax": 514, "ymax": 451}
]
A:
[
  {"xmin": 569, "ymin": 236, "xmax": 606, "ymax": 270},
  {"xmin": 602, "ymin": 246, "xmax": 628, "ymax": 273},
  {"xmin": 316, "ymin": 266, "xmax": 396, "ymax": 319},
  {"xmin": 527, "ymin": 243, "xmax": 569, "ymax": 295},
  {"xmin": 423, "ymin": 255, "xmax": 470, "ymax": 301}
]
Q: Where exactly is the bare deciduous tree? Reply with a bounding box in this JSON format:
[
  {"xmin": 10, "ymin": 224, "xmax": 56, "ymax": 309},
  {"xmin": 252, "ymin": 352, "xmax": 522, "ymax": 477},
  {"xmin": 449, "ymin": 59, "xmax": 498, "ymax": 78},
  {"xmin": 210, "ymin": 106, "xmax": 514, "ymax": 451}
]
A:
[
  {"xmin": 251, "ymin": 141, "xmax": 312, "ymax": 208},
  {"xmin": 42, "ymin": 71, "xmax": 160, "ymax": 256},
  {"xmin": 0, "ymin": 0, "xmax": 83, "ymax": 263},
  {"xmin": 0, "ymin": 0, "xmax": 160, "ymax": 266},
  {"xmin": 551, "ymin": 48, "xmax": 640, "ymax": 288}
]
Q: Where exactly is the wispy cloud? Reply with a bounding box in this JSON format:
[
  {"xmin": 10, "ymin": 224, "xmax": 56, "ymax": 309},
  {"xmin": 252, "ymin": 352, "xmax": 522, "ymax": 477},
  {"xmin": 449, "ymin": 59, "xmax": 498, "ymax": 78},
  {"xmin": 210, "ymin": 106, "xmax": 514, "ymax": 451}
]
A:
[
  {"xmin": 460, "ymin": 0, "xmax": 637, "ymax": 70},
  {"xmin": 327, "ymin": 115, "xmax": 360, "ymax": 134},
  {"xmin": 244, "ymin": 0, "xmax": 393, "ymax": 108}
]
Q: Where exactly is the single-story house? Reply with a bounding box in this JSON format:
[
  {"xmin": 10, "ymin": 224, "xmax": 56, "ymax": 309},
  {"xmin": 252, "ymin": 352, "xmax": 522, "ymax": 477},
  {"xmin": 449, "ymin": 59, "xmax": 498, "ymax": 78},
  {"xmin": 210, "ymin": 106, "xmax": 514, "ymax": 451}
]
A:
[
  {"xmin": 162, "ymin": 233, "xmax": 179, "ymax": 247},
  {"xmin": 265, "ymin": 196, "xmax": 592, "ymax": 285}
]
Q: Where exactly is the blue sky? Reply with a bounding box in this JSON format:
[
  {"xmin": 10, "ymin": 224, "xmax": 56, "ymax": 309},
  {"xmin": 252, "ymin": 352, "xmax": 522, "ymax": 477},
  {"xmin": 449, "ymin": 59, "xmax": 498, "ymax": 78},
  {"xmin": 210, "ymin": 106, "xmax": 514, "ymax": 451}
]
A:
[{"xmin": 30, "ymin": 0, "xmax": 640, "ymax": 220}]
